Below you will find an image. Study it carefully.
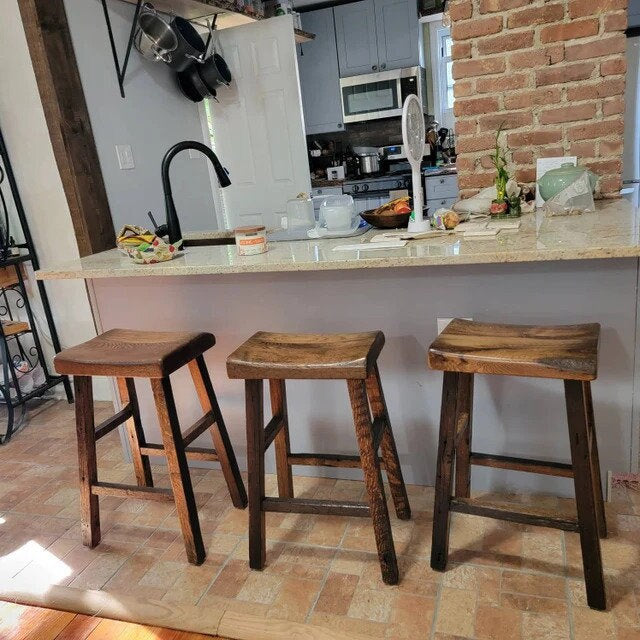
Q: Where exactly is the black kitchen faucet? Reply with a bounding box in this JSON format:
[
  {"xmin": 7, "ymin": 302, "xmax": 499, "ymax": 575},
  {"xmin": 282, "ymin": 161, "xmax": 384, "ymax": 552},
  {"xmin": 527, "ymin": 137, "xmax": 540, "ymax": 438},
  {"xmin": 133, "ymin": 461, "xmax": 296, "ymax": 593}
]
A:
[{"xmin": 160, "ymin": 141, "xmax": 231, "ymax": 245}]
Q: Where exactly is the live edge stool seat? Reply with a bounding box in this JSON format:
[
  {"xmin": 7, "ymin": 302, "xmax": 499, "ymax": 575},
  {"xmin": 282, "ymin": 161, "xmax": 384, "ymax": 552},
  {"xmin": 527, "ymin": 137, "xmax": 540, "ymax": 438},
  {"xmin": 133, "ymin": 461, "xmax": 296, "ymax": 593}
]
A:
[
  {"xmin": 428, "ymin": 319, "xmax": 606, "ymax": 610},
  {"xmin": 55, "ymin": 329, "xmax": 247, "ymax": 566},
  {"xmin": 227, "ymin": 331, "xmax": 411, "ymax": 584}
]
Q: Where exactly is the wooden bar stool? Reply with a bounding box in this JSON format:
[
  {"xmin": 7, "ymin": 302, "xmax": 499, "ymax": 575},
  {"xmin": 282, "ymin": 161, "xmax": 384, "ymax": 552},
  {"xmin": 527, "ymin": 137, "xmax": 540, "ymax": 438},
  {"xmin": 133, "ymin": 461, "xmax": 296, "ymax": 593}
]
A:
[
  {"xmin": 226, "ymin": 331, "xmax": 411, "ymax": 584},
  {"xmin": 55, "ymin": 329, "xmax": 247, "ymax": 565},
  {"xmin": 428, "ymin": 319, "xmax": 607, "ymax": 610}
]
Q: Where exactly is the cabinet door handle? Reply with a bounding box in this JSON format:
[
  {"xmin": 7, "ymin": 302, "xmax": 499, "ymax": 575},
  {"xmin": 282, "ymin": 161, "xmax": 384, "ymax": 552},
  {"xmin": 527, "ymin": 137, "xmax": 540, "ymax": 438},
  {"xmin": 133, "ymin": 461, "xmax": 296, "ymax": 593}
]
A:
[
  {"xmin": 372, "ymin": 65, "xmax": 378, "ymax": 71},
  {"xmin": 337, "ymin": 123, "xmax": 343, "ymax": 128},
  {"xmin": 440, "ymin": 178, "xmax": 445, "ymax": 184}
]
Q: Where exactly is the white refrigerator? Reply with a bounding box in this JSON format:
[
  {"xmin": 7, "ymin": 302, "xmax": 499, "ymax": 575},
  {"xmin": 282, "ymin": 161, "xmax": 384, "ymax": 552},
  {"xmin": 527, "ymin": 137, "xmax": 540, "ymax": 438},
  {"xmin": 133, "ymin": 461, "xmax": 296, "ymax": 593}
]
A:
[{"xmin": 623, "ymin": 35, "xmax": 640, "ymax": 207}]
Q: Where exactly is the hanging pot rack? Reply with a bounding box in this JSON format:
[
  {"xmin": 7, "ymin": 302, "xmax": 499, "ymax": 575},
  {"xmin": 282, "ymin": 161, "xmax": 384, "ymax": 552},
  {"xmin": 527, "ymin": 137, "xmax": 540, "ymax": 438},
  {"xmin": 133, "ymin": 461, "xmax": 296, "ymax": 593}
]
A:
[{"xmin": 101, "ymin": 0, "xmax": 315, "ymax": 98}]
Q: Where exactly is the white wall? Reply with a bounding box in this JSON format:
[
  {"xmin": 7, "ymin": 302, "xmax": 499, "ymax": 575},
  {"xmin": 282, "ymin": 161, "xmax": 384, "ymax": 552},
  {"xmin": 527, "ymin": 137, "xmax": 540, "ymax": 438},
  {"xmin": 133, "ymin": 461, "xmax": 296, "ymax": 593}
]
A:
[
  {"xmin": 0, "ymin": 0, "xmax": 110, "ymax": 399},
  {"xmin": 63, "ymin": 0, "xmax": 219, "ymax": 233}
]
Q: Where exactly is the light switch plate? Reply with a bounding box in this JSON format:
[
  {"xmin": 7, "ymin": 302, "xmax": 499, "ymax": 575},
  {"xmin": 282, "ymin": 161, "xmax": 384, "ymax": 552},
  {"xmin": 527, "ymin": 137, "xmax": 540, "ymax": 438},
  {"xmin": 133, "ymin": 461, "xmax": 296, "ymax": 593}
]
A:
[{"xmin": 115, "ymin": 144, "xmax": 134, "ymax": 170}]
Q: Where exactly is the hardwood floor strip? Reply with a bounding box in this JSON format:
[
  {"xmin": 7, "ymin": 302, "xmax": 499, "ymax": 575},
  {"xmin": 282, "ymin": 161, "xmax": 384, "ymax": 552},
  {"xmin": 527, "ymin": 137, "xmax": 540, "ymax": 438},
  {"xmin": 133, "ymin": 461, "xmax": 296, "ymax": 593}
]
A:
[
  {"xmin": 0, "ymin": 585, "xmax": 226, "ymax": 638},
  {"xmin": 51, "ymin": 613, "xmax": 101, "ymax": 639},
  {"xmin": 0, "ymin": 602, "xmax": 226, "ymax": 640},
  {"xmin": 6, "ymin": 605, "xmax": 75, "ymax": 640}
]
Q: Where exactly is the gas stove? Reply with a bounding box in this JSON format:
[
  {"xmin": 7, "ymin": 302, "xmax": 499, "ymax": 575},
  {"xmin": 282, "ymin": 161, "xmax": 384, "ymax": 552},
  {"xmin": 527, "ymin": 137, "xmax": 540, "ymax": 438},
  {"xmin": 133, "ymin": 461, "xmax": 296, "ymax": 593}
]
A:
[{"xmin": 342, "ymin": 172, "xmax": 412, "ymax": 196}]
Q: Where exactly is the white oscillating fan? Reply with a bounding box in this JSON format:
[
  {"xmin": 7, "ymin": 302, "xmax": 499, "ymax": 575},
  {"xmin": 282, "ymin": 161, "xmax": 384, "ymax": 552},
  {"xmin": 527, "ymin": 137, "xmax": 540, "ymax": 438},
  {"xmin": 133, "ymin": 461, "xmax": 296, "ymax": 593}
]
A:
[{"xmin": 402, "ymin": 94, "xmax": 429, "ymax": 232}]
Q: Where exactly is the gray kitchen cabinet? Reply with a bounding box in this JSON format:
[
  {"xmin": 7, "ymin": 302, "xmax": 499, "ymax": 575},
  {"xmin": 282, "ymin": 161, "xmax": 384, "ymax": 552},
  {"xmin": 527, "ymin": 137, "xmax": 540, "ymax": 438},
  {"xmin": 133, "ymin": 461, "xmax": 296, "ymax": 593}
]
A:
[
  {"xmin": 424, "ymin": 173, "xmax": 458, "ymax": 211},
  {"xmin": 297, "ymin": 9, "xmax": 344, "ymax": 135},
  {"xmin": 334, "ymin": 0, "xmax": 379, "ymax": 77},
  {"xmin": 375, "ymin": 0, "xmax": 420, "ymax": 71},
  {"xmin": 335, "ymin": 0, "xmax": 418, "ymax": 77}
]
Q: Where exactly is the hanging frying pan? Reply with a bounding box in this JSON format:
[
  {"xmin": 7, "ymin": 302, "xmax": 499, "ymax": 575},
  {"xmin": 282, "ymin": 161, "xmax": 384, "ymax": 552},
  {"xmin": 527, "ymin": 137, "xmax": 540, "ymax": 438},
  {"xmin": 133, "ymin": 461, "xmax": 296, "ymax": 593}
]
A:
[{"xmin": 176, "ymin": 64, "xmax": 213, "ymax": 102}]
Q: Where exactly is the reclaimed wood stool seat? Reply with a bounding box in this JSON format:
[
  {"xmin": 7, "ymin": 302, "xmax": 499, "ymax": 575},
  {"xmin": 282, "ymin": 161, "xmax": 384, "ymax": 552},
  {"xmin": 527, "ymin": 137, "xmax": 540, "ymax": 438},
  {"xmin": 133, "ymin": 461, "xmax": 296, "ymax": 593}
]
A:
[
  {"xmin": 428, "ymin": 319, "xmax": 606, "ymax": 610},
  {"xmin": 227, "ymin": 331, "xmax": 411, "ymax": 584},
  {"xmin": 55, "ymin": 329, "xmax": 247, "ymax": 565}
]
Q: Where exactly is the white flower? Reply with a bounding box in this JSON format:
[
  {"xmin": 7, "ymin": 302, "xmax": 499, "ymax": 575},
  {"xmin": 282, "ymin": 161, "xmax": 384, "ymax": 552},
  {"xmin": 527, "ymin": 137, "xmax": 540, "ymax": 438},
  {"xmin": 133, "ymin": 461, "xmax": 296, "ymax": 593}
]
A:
[{"xmin": 506, "ymin": 179, "xmax": 521, "ymax": 199}]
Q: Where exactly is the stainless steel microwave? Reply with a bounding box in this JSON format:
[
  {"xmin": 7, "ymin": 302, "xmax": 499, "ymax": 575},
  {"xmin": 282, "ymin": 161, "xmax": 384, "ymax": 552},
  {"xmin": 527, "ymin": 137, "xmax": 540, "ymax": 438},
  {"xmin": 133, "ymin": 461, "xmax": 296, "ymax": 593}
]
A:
[{"xmin": 339, "ymin": 66, "xmax": 427, "ymax": 124}]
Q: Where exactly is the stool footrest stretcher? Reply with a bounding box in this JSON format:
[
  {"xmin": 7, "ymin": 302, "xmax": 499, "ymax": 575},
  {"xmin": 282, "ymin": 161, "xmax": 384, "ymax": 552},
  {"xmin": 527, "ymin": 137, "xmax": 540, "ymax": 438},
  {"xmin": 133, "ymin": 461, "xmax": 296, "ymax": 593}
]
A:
[{"xmin": 450, "ymin": 497, "xmax": 579, "ymax": 532}]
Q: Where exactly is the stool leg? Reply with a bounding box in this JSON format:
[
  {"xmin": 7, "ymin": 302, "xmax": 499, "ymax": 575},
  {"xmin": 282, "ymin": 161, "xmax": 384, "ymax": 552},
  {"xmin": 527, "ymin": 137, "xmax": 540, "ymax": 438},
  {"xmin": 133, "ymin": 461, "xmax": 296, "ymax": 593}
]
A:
[
  {"xmin": 455, "ymin": 374, "xmax": 474, "ymax": 499},
  {"xmin": 189, "ymin": 356, "xmax": 247, "ymax": 509},
  {"xmin": 565, "ymin": 379, "xmax": 606, "ymax": 611},
  {"xmin": 74, "ymin": 376, "xmax": 100, "ymax": 548},
  {"xmin": 431, "ymin": 371, "xmax": 461, "ymax": 572},
  {"xmin": 117, "ymin": 378, "xmax": 153, "ymax": 488},
  {"xmin": 583, "ymin": 382, "xmax": 607, "ymax": 538},
  {"xmin": 246, "ymin": 379, "xmax": 266, "ymax": 570},
  {"xmin": 348, "ymin": 378, "xmax": 398, "ymax": 585},
  {"xmin": 270, "ymin": 379, "xmax": 294, "ymax": 499},
  {"xmin": 365, "ymin": 365, "xmax": 410, "ymax": 520},
  {"xmin": 151, "ymin": 377, "xmax": 205, "ymax": 565}
]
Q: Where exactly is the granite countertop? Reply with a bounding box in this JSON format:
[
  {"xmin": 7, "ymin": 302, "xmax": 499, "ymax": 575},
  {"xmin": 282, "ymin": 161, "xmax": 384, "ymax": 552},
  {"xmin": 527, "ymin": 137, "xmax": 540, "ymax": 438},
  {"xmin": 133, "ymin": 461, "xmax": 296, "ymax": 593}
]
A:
[{"xmin": 35, "ymin": 200, "xmax": 640, "ymax": 280}]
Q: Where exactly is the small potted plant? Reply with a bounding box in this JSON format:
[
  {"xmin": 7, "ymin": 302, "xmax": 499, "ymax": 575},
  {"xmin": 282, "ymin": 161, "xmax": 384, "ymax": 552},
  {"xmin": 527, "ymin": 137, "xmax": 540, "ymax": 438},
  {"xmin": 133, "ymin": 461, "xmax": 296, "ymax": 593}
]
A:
[
  {"xmin": 488, "ymin": 125, "xmax": 521, "ymax": 218},
  {"xmin": 489, "ymin": 125, "xmax": 509, "ymax": 216}
]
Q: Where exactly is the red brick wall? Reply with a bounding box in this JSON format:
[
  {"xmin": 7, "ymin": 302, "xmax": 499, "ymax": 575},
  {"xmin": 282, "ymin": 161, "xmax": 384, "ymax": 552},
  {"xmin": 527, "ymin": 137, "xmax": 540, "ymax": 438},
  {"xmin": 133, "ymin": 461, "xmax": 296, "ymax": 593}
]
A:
[{"xmin": 450, "ymin": 0, "xmax": 628, "ymax": 199}]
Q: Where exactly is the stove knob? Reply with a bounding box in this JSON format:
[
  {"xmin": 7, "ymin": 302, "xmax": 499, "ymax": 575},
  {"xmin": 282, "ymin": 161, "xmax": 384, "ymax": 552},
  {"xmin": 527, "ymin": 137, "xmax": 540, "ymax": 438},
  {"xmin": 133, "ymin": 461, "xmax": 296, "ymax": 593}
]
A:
[
  {"xmin": 352, "ymin": 184, "xmax": 359, "ymax": 193},
  {"xmin": 362, "ymin": 184, "xmax": 369, "ymax": 192},
  {"xmin": 396, "ymin": 180, "xmax": 403, "ymax": 188}
]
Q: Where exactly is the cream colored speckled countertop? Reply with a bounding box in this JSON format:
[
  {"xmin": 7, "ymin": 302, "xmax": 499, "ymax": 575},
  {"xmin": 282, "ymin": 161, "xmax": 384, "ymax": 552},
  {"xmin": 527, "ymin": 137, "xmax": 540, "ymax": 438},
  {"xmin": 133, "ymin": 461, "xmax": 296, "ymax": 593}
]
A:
[{"xmin": 35, "ymin": 200, "xmax": 640, "ymax": 280}]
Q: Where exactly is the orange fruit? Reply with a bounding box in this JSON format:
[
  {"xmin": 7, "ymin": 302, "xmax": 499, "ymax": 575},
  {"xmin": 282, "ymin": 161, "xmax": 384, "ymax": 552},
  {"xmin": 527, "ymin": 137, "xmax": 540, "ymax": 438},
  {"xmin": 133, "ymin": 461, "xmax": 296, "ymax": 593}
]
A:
[{"xmin": 394, "ymin": 203, "xmax": 411, "ymax": 213}]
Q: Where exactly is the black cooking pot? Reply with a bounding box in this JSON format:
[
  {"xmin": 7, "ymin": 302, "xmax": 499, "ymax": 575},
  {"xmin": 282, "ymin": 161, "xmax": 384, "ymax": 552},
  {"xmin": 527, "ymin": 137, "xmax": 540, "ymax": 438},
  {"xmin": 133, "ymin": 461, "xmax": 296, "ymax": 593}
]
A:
[
  {"xmin": 197, "ymin": 53, "xmax": 232, "ymax": 91},
  {"xmin": 176, "ymin": 64, "xmax": 214, "ymax": 102},
  {"xmin": 167, "ymin": 16, "xmax": 205, "ymax": 72}
]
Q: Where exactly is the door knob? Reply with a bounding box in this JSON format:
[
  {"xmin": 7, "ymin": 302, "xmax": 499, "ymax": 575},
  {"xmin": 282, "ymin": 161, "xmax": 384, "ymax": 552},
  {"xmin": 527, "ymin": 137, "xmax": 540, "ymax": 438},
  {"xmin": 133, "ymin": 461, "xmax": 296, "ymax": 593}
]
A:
[{"xmin": 372, "ymin": 65, "xmax": 378, "ymax": 71}]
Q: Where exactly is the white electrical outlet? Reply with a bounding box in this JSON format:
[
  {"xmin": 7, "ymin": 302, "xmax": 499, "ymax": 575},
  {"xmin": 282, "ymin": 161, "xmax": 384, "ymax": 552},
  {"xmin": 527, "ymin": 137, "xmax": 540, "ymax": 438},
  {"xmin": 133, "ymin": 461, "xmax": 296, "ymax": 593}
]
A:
[
  {"xmin": 115, "ymin": 144, "xmax": 134, "ymax": 170},
  {"xmin": 437, "ymin": 317, "xmax": 472, "ymax": 334}
]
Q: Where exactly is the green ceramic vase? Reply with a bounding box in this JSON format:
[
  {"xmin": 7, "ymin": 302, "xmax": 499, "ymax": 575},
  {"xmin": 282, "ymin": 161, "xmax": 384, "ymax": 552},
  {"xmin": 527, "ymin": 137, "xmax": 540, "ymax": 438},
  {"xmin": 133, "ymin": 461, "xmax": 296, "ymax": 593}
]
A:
[{"xmin": 537, "ymin": 163, "xmax": 598, "ymax": 202}]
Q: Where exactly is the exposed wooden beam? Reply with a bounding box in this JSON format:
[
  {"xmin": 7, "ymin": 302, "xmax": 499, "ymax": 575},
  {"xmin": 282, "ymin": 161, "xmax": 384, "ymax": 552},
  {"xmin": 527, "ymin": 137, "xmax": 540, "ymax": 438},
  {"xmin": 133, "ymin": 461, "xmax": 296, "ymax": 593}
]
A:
[{"xmin": 17, "ymin": 0, "xmax": 115, "ymax": 257}]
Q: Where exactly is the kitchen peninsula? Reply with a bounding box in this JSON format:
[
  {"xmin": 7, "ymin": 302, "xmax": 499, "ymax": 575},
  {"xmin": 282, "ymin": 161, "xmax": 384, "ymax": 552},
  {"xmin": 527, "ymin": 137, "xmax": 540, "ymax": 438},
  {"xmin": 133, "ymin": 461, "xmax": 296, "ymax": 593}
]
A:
[{"xmin": 37, "ymin": 199, "xmax": 640, "ymax": 493}]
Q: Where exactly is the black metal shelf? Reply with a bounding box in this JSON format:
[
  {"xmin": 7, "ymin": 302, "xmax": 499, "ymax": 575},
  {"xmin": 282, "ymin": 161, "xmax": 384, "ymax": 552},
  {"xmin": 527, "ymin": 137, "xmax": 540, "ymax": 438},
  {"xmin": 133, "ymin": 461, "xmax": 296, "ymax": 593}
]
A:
[{"xmin": 0, "ymin": 127, "xmax": 73, "ymax": 443}]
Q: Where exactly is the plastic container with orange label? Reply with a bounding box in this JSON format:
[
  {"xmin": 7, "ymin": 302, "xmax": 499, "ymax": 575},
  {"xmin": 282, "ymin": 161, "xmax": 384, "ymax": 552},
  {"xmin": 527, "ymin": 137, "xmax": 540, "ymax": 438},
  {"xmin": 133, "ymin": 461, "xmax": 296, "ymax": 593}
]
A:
[{"xmin": 234, "ymin": 225, "xmax": 267, "ymax": 256}]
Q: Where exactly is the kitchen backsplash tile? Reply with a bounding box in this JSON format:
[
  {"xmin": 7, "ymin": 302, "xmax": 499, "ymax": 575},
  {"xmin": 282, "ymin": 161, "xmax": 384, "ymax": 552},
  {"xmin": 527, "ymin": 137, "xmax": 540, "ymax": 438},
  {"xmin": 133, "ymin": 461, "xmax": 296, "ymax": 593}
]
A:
[{"xmin": 307, "ymin": 118, "xmax": 404, "ymax": 150}]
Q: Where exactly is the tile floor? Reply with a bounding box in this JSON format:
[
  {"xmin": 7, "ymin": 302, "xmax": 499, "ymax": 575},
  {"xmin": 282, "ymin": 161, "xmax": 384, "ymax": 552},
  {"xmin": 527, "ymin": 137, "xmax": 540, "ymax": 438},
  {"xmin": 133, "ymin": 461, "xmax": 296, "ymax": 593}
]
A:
[{"xmin": 0, "ymin": 400, "xmax": 638, "ymax": 639}]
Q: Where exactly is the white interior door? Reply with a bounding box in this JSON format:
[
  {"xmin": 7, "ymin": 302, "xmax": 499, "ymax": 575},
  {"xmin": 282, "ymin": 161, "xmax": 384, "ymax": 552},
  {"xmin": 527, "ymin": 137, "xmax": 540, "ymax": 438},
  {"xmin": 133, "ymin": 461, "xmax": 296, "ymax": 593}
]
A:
[{"xmin": 208, "ymin": 16, "xmax": 311, "ymax": 229}]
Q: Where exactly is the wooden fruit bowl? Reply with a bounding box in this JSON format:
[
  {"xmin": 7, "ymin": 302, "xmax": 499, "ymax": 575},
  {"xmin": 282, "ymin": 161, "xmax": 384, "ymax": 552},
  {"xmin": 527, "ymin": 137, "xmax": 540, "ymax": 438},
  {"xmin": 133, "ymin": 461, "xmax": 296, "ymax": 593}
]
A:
[{"xmin": 360, "ymin": 209, "xmax": 411, "ymax": 229}]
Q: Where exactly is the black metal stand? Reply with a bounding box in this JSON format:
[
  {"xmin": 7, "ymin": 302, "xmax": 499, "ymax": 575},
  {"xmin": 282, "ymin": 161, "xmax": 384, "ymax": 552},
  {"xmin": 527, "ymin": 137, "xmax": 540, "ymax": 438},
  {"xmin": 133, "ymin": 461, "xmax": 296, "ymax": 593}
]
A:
[
  {"xmin": 0, "ymin": 127, "xmax": 73, "ymax": 443},
  {"xmin": 101, "ymin": 0, "xmax": 144, "ymax": 98}
]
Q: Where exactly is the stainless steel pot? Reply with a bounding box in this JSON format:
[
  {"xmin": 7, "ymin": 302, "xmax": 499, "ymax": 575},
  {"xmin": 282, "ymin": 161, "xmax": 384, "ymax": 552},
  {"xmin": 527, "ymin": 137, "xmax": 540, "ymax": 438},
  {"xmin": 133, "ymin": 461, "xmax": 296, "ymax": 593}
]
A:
[
  {"xmin": 134, "ymin": 4, "xmax": 177, "ymax": 63},
  {"xmin": 357, "ymin": 153, "xmax": 380, "ymax": 175}
]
